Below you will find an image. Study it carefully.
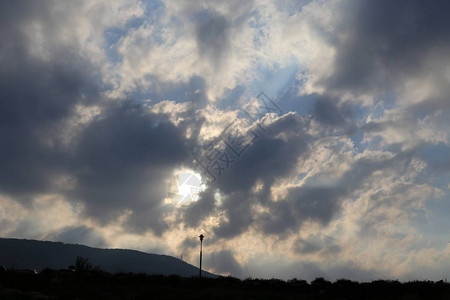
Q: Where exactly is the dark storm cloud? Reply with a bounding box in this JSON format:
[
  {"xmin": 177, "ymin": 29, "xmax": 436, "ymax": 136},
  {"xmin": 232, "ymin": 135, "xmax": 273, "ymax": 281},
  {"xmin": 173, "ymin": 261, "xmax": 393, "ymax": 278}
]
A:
[
  {"xmin": 324, "ymin": 0, "xmax": 450, "ymax": 94},
  {"xmin": 49, "ymin": 225, "xmax": 107, "ymax": 248},
  {"xmin": 0, "ymin": 0, "xmax": 195, "ymax": 236},
  {"xmin": 212, "ymin": 190, "xmax": 256, "ymax": 239},
  {"xmin": 205, "ymin": 250, "xmax": 244, "ymax": 277},
  {"xmin": 214, "ymin": 113, "xmax": 310, "ymax": 194},
  {"xmin": 312, "ymin": 95, "xmax": 356, "ymax": 132},
  {"xmin": 257, "ymin": 145, "xmax": 419, "ymax": 236},
  {"xmin": 293, "ymin": 234, "xmax": 340, "ymax": 255},
  {"xmin": 182, "ymin": 186, "xmax": 217, "ymax": 227},
  {"xmin": 0, "ymin": 0, "xmax": 99, "ymax": 198},
  {"xmin": 208, "ymin": 113, "xmax": 310, "ymax": 238},
  {"xmin": 71, "ymin": 101, "xmax": 192, "ymax": 234},
  {"xmin": 180, "ymin": 236, "xmax": 198, "ymax": 251},
  {"xmin": 210, "ymin": 111, "xmax": 392, "ymax": 238},
  {"xmin": 260, "ymin": 186, "xmax": 345, "ymax": 236},
  {"xmin": 189, "ymin": 113, "xmax": 312, "ymax": 239},
  {"xmin": 196, "ymin": 10, "xmax": 231, "ymax": 70},
  {"xmin": 310, "ymin": 95, "xmax": 357, "ymax": 136}
]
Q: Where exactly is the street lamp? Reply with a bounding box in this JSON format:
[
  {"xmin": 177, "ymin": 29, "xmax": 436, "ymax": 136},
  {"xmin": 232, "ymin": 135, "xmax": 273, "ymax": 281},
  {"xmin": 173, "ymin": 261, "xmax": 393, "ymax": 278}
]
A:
[{"xmin": 199, "ymin": 234, "xmax": 204, "ymax": 277}]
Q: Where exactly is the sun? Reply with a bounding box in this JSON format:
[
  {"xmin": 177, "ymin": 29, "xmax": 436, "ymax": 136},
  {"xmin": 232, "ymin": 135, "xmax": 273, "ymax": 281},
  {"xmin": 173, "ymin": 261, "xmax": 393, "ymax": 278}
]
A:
[{"xmin": 168, "ymin": 170, "xmax": 205, "ymax": 206}]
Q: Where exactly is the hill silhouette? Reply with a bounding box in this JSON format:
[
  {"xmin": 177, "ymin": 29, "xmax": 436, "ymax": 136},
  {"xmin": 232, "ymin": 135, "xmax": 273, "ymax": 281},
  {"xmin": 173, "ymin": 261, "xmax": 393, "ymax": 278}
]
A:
[{"xmin": 0, "ymin": 237, "xmax": 217, "ymax": 277}]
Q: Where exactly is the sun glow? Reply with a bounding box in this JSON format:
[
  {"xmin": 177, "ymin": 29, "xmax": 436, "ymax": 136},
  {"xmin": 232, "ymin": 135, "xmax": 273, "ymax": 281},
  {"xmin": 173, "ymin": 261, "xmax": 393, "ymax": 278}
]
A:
[{"xmin": 168, "ymin": 170, "xmax": 205, "ymax": 206}]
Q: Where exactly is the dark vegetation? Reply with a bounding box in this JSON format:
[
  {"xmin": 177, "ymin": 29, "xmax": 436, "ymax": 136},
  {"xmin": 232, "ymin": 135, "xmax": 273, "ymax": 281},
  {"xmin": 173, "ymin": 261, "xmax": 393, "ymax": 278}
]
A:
[
  {"xmin": 0, "ymin": 238, "xmax": 217, "ymax": 278},
  {"xmin": 1, "ymin": 264, "xmax": 449, "ymax": 300}
]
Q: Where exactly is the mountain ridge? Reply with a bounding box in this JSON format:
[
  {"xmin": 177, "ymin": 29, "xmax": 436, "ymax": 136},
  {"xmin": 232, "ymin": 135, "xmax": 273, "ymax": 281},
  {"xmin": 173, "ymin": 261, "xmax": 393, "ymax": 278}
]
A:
[{"xmin": 0, "ymin": 237, "xmax": 217, "ymax": 278}]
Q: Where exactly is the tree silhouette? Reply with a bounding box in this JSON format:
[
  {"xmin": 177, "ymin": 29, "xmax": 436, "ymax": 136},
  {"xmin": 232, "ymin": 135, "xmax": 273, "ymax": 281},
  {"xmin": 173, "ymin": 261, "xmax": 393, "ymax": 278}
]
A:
[{"xmin": 75, "ymin": 256, "xmax": 93, "ymax": 272}]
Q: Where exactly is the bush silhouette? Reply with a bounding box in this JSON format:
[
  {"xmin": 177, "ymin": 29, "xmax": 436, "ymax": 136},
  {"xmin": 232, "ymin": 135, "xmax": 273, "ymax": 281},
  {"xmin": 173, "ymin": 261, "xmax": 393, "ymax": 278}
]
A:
[{"xmin": 75, "ymin": 256, "xmax": 93, "ymax": 271}]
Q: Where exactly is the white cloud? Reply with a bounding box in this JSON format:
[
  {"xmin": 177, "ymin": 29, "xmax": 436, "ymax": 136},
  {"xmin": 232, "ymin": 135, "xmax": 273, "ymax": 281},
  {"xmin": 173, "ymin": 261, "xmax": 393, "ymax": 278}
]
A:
[{"xmin": 0, "ymin": 194, "xmax": 82, "ymax": 240}]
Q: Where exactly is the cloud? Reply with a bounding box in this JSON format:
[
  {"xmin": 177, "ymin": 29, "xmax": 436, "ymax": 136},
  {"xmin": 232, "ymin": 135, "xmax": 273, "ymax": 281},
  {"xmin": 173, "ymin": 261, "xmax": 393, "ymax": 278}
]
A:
[
  {"xmin": 187, "ymin": 112, "xmax": 311, "ymax": 239},
  {"xmin": 70, "ymin": 100, "xmax": 194, "ymax": 234},
  {"xmin": 294, "ymin": 234, "xmax": 340, "ymax": 255},
  {"xmin": 50, "ymin": 225, "xmax": 107, "ymax": 248},
  {"xmin": 196, "ymin": 10, "xmax": 231, "ymax": 71},
  {"xmin": 205, "ymin": 250, "xmax": 244, "ymax": 277},
  {"xmin": 260, "ymin": 186, "xmax": 345, "ymax": 235},
  {"xmin": 324, "ymin": 0, "xmax": 450, "ymax": 96},
  {"xmin": 0, "ymin": 1, "xmax": 100, "ymax": 198},
  {"xmin": 0, "ymin": 194, "xmax": 82, "ymax": 240},
  {"xmin": 0, "ymin": 0, "xmax": 194, "ymax": 236},
  {"xmin": 313, "ymin": 96, "xmax": 352, "ymax": 127},
  {"xmin": 182, "ymin": 187, "xmax": 217, "ymax": 228}
]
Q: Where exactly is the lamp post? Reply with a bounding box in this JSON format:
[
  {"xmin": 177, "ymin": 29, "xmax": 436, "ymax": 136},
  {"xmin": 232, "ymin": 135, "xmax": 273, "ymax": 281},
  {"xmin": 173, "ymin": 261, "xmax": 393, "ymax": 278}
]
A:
[{"xmin": 199, "ymin": 234, "xmax": 204, "ymax": 278}]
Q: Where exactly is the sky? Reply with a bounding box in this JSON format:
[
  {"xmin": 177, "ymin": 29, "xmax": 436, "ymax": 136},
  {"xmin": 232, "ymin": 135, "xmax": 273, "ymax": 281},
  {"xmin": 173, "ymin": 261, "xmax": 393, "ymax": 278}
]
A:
[{"xmin": 1, "ymin": 0, "xmax": 450, "ymax": 281}]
